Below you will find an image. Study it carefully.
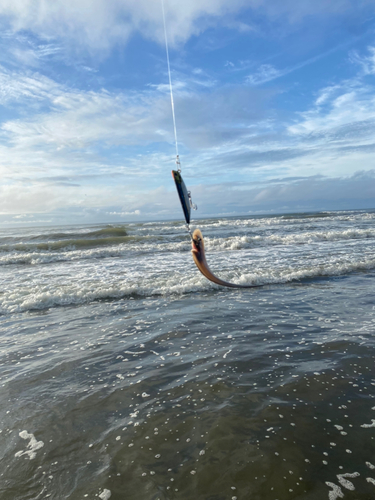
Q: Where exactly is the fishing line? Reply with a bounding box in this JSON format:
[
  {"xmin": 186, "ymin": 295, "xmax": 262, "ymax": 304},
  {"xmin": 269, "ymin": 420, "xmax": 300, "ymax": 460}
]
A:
[
  {"xmin": 161, "ymin": 0, "xmax": 197, "ymax": 240},
  {"xmin": 161, "ymin": 0, "xmax": 180, "ymax": 168},
  {"xmin": 159, "ymin": 3, "xmax": 264, "ymax": 288},
  {"xmin": 160, "ymin": 1, "xmax": 256, "ymax": 288}
]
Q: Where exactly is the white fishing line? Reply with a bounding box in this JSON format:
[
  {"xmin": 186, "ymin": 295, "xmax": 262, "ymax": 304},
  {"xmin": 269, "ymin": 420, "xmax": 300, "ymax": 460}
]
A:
[{"xmin": 161, "ymin": 0, "xmax": 179, "ymax": 161}]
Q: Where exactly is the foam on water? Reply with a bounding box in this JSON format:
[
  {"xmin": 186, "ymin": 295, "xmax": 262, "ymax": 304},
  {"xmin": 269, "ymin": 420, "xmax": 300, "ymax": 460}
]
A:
[
  {"xmin": 204, "ymin": 227, "xmax": 375, "ymax": 251},
  {"xmin": 98, "ymin": 489, "xmax": 111, "ymax": 499},
  {"xmin": 1, "ymin": 251, "xmax": 375, "ymax": 314},
  {"xmin": 15, "ymin": 431, "xmax": 44, "ymax": 460},
  {"xmin": 326, "ymin": 482, "xmax": 344, "ymax": 500},
  {"xmin": 360, "ymin": 419, "xmax": 375, "ymax": 428}
]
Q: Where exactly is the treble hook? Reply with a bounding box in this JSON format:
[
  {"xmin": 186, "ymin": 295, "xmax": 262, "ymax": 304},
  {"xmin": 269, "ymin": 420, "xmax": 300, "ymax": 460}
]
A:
[{"xmin": 188, "ymin": 191, "xmax": 197, "ymax": 211}]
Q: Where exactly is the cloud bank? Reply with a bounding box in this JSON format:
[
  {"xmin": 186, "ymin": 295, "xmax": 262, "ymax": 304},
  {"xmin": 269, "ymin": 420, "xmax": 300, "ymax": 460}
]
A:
[{"xmin": 0, "ymin": 0, "xmax": 372, "ymax": 52}]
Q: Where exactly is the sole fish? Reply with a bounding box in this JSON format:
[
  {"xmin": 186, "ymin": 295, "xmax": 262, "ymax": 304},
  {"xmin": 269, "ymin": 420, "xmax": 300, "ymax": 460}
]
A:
[{"xmin": 191, "ymin": 229, "xmax": 259, "ymax": 288}]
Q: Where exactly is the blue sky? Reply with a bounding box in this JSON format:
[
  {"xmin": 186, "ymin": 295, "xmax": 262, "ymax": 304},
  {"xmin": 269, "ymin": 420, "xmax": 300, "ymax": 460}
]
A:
[{"xmin": 1, "ymin": 0, "xmax": 375, "ymax": 226}]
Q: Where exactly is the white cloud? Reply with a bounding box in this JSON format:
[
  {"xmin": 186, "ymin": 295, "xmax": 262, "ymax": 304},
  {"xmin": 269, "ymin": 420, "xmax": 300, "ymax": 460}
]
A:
[
  {"xmin": 0, "ymin": 65, "xmax": 61, "ymax": 104},
  {"xmin": 109, "ymin": 210, "xmax": 141, "ymax": 216},
  {"xmin": 246, "ymin": 64, "xmax": 283, "ymax": 85},
  {"xmin": 0, "ymin": 66, "xmax": 173, "ymax": 178},
  {"xmin": 190, "ymin": 170, "xmax": 375, "ymax": 215},
  {"xmin": 288, "ymin": 50, "xmax": 375, "ymax": 149},
  {"xmin": 2, "ymin": 169, "xmax": 374, "ymax": 224},
  {"xmin": 314, "ymin": 85, "xmax": 341, "ymax": 106},
  {"xmin": 0, "ymin": 0, "xmax": 372, "ymax": 54},
  {"xmin": 0, "ymin": 61, "xmax": 276, "ymax": 189},
  {"xmin": 289, "ymin": 80, "xmax": 375, "ymax": 141},
  {"xmin": 350, "ymin": 46, "xmax": 375, "ymax": 75},
  {"xmin": 245, "ymin": 44, "xmax": 354, "ymax": 87},
  {"xmin": 0, "ymin": 0, "xmax": 249, "ymax": 52}
]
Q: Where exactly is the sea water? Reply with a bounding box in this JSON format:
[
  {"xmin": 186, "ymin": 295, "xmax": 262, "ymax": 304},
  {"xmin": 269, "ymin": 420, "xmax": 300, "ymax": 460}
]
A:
[{"xmin": 1, "ymin": 210, "xmax": 375, "ymax": 499}]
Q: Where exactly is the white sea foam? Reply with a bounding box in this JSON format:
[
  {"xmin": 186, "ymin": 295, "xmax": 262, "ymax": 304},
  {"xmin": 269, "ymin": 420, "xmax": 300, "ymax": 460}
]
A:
[
  {"xmin": 99, "ymin": 489, "xmax": 111, "ymax": 499},
  {"xmin": 1, "ymin": 251, "xmax": 375, "ymax": 314},
  {"xmin": 15, "ymin": 430, "xmax": 44, "ymax": 460},
  {"xmin": 326, "ymin": 482, "xmax": 344, "ymax": 500},
  {"xmin": 204, "ymin": 227, "xmax": 375, "ymax": 252},
  {"xmin": 361, "ymin": 419, "xmax": 375, "ymax": 428},
  {"xmin": 337, "ymin": 472, "xmax": 359, "ymax": 491}
]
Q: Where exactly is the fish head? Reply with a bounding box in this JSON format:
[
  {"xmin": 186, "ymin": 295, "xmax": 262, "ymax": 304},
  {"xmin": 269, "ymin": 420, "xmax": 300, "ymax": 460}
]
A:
[{"xmin": 191, "ymin": 229, "xmax": 204, "ymax": 257}]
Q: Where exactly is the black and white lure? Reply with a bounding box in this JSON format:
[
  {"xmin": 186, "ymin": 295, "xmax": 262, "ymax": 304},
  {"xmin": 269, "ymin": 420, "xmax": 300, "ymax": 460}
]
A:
[{"xmin": 171, "ymin": 165, "xmax": 196, "ymax": 227}]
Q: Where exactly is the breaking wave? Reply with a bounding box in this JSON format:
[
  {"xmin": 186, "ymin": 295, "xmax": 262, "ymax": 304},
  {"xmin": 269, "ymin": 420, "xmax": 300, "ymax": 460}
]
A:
[
  {"xmin": 1, "ymin": 254, "xmax": 375, "ymax": 314},
  {"xmin": 1, "ymin": 226, "xmax": 374, "ymax": 265},
  {"xmin": 203, "ymin": 227, "xmax": 375, "ymax": 251},
  {"xmin": 1, "ymin": 210, "xmax": 374, "ymax": 315}
]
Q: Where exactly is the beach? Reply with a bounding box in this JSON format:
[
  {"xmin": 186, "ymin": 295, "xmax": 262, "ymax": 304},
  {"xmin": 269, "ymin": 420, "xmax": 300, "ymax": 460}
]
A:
[{"xmin": 1, "ymin": 210, "xmax": 375, "ymax": 499}]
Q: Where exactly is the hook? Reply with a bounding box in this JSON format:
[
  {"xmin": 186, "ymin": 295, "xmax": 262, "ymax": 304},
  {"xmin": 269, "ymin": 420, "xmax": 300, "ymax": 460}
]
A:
[{"xmin": 188, "ymin": 191, "xmax": 197, "ymax": 211}]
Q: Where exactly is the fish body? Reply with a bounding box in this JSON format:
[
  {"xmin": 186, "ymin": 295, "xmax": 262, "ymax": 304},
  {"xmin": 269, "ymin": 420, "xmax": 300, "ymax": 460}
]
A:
[{"xmin": 191, "ymin": 229, "xmax": 259, "ymax": 288}]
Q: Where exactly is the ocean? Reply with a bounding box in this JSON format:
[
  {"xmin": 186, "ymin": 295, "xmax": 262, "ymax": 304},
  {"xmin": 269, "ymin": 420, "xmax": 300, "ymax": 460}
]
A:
[{"xmin": 1, "ymin": 210, "xmax": 375, "ymax": 500}]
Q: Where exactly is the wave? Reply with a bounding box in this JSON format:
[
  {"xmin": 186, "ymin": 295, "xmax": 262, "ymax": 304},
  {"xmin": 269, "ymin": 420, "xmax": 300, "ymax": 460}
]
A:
[
  {"xmin": 280, "ymin": 212, "xmax": 333, "ymax": 220},
  {"xmin": 235, "ymin": 256, "xmax": 375, "ymax": 286},
  {"xmin": 0, "ymin": 238, "xmax": 191, "ymax": 266},
  {"xmin": 45, "ymin": 226, "xmax": 129, "ymax": 240},
  {"xmin": 1, "ymin": 255, "xmax": 375, "ymax": 315},
  {"xmin": 203, "ymin": 227, "xmax": 375, "ymax": 251},
  {"xmin": 0, "ymin": 235, "xmax": 136, "ymax": 253},
  {"xmin": 0, "ymin": 225, "xmax": 128, "ymax": 246},
  {"xmin": 1, "ymin": 225, "xmax": 374, "ymax": 266}
]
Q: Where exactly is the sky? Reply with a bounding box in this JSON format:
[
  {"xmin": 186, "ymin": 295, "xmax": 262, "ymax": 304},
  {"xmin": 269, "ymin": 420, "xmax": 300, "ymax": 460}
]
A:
[{"xmin": 1, "ymin": 0, "xmax": 375, "ymax": 226}]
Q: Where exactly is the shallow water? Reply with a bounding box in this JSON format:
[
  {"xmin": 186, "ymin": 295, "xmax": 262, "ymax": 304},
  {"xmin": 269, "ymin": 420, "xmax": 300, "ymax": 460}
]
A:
[{"xmin": 1, "ymin": 211, "xmax": 375, "ymax": 499}]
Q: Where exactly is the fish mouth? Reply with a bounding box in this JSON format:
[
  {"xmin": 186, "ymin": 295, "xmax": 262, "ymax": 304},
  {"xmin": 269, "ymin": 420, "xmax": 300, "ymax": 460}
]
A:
[{"xmin": 191, "ymin": 239, "xmax": 200, "ymax": 254}]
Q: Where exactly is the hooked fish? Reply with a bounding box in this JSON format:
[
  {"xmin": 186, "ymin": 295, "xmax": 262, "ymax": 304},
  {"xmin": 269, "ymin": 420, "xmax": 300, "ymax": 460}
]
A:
[{"xmin": 191, "ymin": 228, "xmax": 259, "ymax": 288}]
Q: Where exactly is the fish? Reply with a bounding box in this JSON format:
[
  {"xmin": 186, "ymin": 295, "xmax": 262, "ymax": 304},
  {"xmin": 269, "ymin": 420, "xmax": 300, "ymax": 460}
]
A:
[{"xmin": 191, "ymin": 228, "xmax": 260, "ymax": 288}]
